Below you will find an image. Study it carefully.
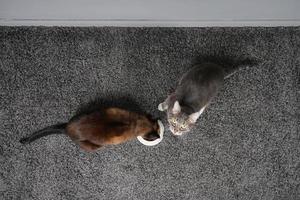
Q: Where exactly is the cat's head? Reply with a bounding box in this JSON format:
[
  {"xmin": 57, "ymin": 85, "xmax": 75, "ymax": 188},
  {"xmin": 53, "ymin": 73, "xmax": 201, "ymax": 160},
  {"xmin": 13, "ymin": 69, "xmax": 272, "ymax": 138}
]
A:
[
  {"xmin": 167, "ymin": 101, "xmax": 200, "ymax": 135},
  {"xmin": 141, "ymin": 114, "xmax": 160, "ymax": 141}
]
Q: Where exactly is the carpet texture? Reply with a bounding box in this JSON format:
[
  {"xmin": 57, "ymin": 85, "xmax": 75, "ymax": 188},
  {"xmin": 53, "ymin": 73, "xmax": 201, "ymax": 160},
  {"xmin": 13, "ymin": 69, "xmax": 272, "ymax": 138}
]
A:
[{"xmin": 0, "ymin": 27, "xmax": 299, "ymax": 200}]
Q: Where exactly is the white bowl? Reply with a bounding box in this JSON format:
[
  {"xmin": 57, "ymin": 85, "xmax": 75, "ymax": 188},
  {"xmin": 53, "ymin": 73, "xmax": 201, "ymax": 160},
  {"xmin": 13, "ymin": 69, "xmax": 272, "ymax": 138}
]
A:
[{"xmin": 137, "ymin": 120, "xmax": 164, "ymax": 146}]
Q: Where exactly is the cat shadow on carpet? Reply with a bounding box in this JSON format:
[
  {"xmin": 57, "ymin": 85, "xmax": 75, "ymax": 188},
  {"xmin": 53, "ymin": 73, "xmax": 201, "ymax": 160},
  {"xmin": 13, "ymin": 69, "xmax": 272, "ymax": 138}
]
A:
[{"xmin": 74, "ymin": 95, "xmax": 147, "ymax": 119}]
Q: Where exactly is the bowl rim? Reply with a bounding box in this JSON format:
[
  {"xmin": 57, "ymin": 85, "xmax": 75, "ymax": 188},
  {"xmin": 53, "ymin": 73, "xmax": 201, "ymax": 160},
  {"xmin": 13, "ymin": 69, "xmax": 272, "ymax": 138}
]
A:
[{"xmin": 137, "ymin": 120, "xmax": 164, "ymax": 146}]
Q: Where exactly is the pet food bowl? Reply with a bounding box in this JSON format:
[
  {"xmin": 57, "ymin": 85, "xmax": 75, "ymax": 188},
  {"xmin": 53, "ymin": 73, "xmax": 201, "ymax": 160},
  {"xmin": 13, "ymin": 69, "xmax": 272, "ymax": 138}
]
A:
[{"xmin": 137, "ymin": 120, "xmax": 164, "ymax": 146}]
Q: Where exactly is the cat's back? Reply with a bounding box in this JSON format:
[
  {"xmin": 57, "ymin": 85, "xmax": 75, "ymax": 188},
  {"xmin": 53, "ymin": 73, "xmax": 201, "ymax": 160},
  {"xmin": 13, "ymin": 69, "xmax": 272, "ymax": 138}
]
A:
[
  {"xmin": 175, "ymin": 62, "xmax": 225, "ymax": 111},
  {"xmin": 66, "ymin": 108, "xmax": 133, "ymax": 140},
  {"xmin": 179, "ymin": 62, "xmax": 224, "ymax": 85}
]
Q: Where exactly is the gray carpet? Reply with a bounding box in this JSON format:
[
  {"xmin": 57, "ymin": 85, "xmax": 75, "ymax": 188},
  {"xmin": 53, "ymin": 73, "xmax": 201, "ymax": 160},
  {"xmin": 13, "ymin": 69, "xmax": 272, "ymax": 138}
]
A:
[{"xmin": 0, "ymin": 27, "xmax": 299, "ymax": 200}]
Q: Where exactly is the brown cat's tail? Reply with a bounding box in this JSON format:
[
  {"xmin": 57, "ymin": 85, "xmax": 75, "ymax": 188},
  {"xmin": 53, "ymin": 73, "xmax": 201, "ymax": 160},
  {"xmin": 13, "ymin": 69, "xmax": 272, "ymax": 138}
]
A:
[{"xmin": 19, "ymin": 123, "xmax": 67, "ymax": 144}]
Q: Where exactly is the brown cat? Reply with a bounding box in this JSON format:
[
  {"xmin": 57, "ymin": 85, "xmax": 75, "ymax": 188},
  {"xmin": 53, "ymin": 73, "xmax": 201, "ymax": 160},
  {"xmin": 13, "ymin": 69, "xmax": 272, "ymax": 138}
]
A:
[{"xmin": 20, "ymin": 107, "xmax": 160, "ymax": 152}]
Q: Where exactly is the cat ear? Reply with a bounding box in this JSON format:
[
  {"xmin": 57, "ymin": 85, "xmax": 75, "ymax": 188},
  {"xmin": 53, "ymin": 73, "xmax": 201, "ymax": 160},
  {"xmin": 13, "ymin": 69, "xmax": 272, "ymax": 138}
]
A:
[
  {"xmin": 172, "ymin": 101, "xmax": 181, "ymax": 114},
  {"xmin": 189, "ymin": 112, "xmax": 201, "ymax": 123}
]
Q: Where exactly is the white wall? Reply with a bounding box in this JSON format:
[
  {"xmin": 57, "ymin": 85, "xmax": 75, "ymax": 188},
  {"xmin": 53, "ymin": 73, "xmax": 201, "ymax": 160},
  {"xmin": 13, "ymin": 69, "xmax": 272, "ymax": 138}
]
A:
[{"xmin": 0, "ymin": 0, "xmax": 299, "ymax": 26}]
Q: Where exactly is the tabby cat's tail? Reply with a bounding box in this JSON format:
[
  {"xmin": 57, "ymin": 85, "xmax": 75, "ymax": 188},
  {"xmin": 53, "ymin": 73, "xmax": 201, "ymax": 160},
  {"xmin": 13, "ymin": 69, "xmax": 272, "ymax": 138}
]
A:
[
  {"xmin": 224, "ymin": 58, "xmax": 259, "ymax": 79},
  {"xmin": 19, "ymin": 123, "xmax": 67, "ymax": 144}
]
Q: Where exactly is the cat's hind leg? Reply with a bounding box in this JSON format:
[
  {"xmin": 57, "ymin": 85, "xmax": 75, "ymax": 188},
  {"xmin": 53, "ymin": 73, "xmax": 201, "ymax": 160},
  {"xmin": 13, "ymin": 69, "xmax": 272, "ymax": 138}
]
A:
[{"xmin": 79, "ymin": 140, "xmax": 102, "ymax": 152}]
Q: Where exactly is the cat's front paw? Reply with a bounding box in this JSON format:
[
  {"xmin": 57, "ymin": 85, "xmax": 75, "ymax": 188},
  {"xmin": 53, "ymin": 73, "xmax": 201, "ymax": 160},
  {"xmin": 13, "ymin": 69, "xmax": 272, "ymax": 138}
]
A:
[{"xmin": 158, "ymin": 103, "xmax": 164, "ymax": 111}]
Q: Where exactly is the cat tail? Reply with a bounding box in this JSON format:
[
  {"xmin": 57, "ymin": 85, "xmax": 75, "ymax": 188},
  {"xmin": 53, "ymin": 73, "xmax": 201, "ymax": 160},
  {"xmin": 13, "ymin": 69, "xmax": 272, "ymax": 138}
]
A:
[
  {"xmin": 224, "ymin": 58, "xmax": 260, "ymax": 79},
  {"xmin": 19, "ymin": 123, "xmax": 67, "ymax": 144}
]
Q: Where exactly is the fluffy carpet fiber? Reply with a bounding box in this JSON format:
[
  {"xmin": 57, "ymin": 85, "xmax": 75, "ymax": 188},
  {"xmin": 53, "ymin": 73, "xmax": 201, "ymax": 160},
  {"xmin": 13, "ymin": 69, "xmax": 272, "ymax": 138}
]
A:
[{"xmin": 0, "ymin": 27, "xmax": 299, "ymax": 200}]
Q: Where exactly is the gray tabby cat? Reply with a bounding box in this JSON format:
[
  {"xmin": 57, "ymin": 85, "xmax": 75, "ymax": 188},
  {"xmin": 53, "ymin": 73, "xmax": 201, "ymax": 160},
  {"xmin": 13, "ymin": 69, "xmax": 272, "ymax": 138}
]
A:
[{"xmin": 158, "ymin": 62, "xmax": 225, "ymax": 135}]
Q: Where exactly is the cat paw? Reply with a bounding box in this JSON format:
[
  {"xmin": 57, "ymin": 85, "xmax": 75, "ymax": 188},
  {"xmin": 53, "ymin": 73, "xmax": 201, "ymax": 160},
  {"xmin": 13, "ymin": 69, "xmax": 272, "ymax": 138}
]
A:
[{"xmin": 158, "ymin": 103, "xmax": 164, "ymax": 111}]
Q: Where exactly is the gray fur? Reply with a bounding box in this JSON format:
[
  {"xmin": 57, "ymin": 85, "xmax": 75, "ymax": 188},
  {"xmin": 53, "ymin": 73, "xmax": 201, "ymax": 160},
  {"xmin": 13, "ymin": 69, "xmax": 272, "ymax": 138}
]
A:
[{"xmin": 159, "ymin": 62, "xmax": 224, "ymax": 135}]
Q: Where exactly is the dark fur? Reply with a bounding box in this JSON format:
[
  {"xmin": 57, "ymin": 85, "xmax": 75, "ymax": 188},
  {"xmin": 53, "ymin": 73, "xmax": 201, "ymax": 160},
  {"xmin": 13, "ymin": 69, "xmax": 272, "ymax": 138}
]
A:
[
  {"xmin": 20, "ymin": 107, "xmax": 160, "ymax": 152},
  {"xmin": 19, "ymin": 123, "xmax": 66, "ymax": 144}
]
